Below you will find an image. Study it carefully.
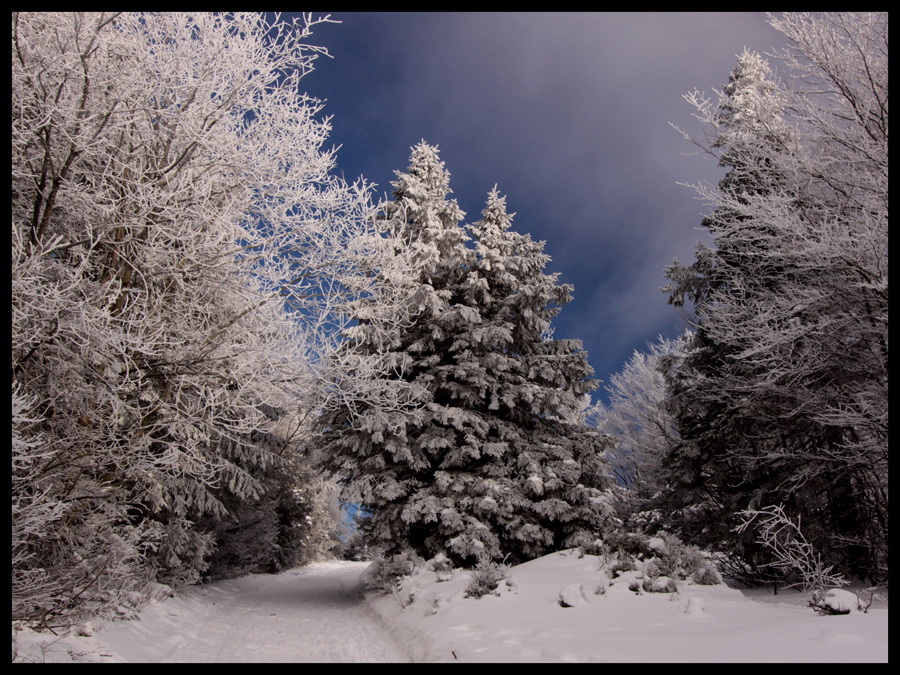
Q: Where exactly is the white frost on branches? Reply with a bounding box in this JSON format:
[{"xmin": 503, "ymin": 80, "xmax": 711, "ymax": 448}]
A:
[
  {"xmin": 735, "ymin": 505, "xmax": 848, "ymax": 594},
  {"xmin": 12, "ymin": 12, "xmax": 415, "ymax": 621},
  {"xmin": 661, "ymin": 13, "xmax": 887, "ymax": 579},
  {"xmin": 594, "ymin": 334, "xmax": 688, "ymax": 496}
]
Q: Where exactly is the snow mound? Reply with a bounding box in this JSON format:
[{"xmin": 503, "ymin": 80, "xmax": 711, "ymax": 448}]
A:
[
  {"xmin": 812, "ymin": 588, "xmax": 860, "ymax": 615},
  {"xmin": 558, "ymin": 583, "xmax": 588, "ymax": 607},
  {"xmin": 363, "ymin": 549, "xmax": 888, "ymax": 662}
]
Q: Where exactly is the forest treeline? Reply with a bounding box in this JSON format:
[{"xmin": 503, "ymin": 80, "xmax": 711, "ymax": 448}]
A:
[{"xmin": 12, "ymin": 12, "xmax": 886, "ymax": 628}]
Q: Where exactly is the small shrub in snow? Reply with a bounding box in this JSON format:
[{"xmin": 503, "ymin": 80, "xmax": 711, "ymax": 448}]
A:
[
  {"xmin": 649, "ymin": 532, "xmax": 721, "ymax": 585},
  {"xmin": 642, "ymin": 558, "xmax": 661, "ymax": 580},
  {"xmin": 464, "ymin": 559, "xmax": 512, "ymax": 598},
  {"xmin": 366, "ymin": 553, "xmax": 420, "ymax": 594},
  {"xmin": 809, "ymin": 588, "xmax": 857, "ymax": 615},
  {"xmin": 643, "ymin": 576, "xmax": 678, "ymax": 594},
  {"xmin": 605, "ymin": 531, "xmax": 654, "ymax": 559},
  {"xmin": 427, "ymin": 553, "xmax": 454, "ymax": 582},
  {"xmin": 854, "ymin": 587, "xmax": 884, "ymax": 613},
  {"xmin": 609, "ymin": 557, "xmax": 636, "ymax": 578},
  {"xmin": 671, "ymin": 544, "xmax": 722, "ymax": 585},
  {"xmin": 691, "ymin": 563, "xmax": 723, "ymax": 586},
  {"xmin": 601, "ymin": 529, "xmax": 721, "ymax": 586},
  {"xmin": 677, "ymin": 545, "xmax": 707, "ymax": 576},
  {"xmin": 593, "ymin": 570, "xmax": 612, "ymax": 596},
  {"xmin": 578, "ymin": 539, "xmax": 606, "ymax": 557},
  {"xmin": 647, "ymin": 536, "xmax": 668, "ymax": 556},
  {"xmin": 808, "ymin": 588, "xmax": 885, "ymax": 616}
]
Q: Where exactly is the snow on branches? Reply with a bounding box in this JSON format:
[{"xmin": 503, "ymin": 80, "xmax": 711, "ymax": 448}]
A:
[
  {"xmin": 12, "ymin": 12, "xmax": 414, "ymax": 621},
  {"xmin": 313, "ymin": 144, "xmax": 614, "ymax": 568},
  {"xmin": 661, "ymin": 13, "xmax": 887, "ymax": 581}
]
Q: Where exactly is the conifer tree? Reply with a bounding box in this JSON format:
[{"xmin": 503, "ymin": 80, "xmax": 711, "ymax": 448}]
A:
[
  {"xmin": 312, "ymin": 142, "xmax": 472, "ymax": 560},
  {"xmin": 313, "ymin": 147, "xmax": 613, "ymax": 566},
  {"xmin": 661, "ymin": 51, "xmax": 798, "ymax": 540},
  {"xmin": 662, "ymin": 14, "xmax": 888, "ymax": 580},
  {"xmin": 460, "ymin": 188, "xmax": 613, "ymax": 563}
]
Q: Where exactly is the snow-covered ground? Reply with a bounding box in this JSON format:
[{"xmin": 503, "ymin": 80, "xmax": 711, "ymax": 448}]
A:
[
  {"xmin": 365, "ymin": 550, "xmax": 888, "ymax": 662},
  {"xmin": 12, "ymin": 562, "xmax": 406, "ymax": 663},
  {"xmin": 13, "ymin": 552, "xmax": 888, "ymax": 663}
]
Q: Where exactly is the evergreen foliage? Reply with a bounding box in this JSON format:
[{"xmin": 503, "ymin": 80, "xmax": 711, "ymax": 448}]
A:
[
  {"xmin": 661, "ymin": 15, "xmax": 888, "ymax": 581},
  {"xmin": 314, "ymin": 144, "xmax": 614, "ymax": 567},
  {"xmin": 198, "ymin": 432, "xmax": 344, "ymax": 581}
]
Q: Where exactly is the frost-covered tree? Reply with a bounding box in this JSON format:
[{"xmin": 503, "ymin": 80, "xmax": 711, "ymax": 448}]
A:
[
  {"xmin": 462, "ymin": 188, "xmax": 613, "ymax": 563},
  {"xmin": 662, "ymin": 13, "xmax": 888, "ymax": 580},
  {"xmin": 311, "ymin": 142, "xmax": 470, "ymax": 559},
  {"xmin": 313, "ymin": 146, "xmax": 613, "ymax": 566},
  {"xmin": 12, "ymin": 12, "xmax": 410, "ymax": 622},
  {"xmin": 597, "ymin": 334, "xmax": 686, "ymax": 498}
]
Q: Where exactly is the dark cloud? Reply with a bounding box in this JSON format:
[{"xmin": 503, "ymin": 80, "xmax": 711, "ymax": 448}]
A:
[{"xmin": 300, "ymin": 12, "xmax": 790, "ymax": 401}]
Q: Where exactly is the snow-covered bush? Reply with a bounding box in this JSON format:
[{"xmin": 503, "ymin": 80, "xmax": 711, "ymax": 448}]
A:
[
  {"xmin": 809, "ymin": 589, "xmax": 857, "ymax": 616},
  {"xmin": 650, "ymin": 532, "xmax": 722, "ymax": 585},
  {"xmin": 558, "ymin": 583, "xmax": 588, "ymax": 607},
  {"xmin": 599, "ymin": 530, "xmax": 721, "ymax": 588},
  {"xmin": 427, "ymin": 553, "xmax": 455, "ymax": 582},
  {"xmin": 464, "ymin": 559, "xmax": 513, "ymax": 599},
  {"xmin": 609, "ymin": 557, "xmax": 637, "ymax": 579},
  {"xmin": 642, "ymin": 576, "xmax": 677, "ymax": 594},
  {"xmin": 577, "ymin": 539, "xmax": 607, "ymax": 558},
  {"xmin": 808, "ymin": 587, "xmax": 884, "ymax": 616},
  {"xmin": 639, "ymin": 558, "xmax": 677, "ymax": 593},
  {"xmin": 691, "ymin": 563, "xmax": 723, "ymax": 586},
  {"xmin": 365, "ymin": 553, "xmax": 422, "ymax": 595},
  {"xmin": 642, "ymin": 557, "xmax": 662, "ymax": 579},
  {"xmin": 604, "ymin": 531, "xmax": 656, "ymax": 560}
]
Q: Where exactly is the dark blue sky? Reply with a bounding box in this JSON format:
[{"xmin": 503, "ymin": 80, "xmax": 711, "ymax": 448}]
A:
[{"xmin": 291, "ymin": 12, "xmax": 791, "ymax": 405}]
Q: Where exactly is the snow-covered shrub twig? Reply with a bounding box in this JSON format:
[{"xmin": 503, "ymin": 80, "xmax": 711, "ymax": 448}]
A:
[
  {"xmin": 464, "ymin": 559, "xmax": 513, "ymax": 598},
  {"xmin": 365, "ymin": 553, "xmax": 420, "ymax": 596},
  {"xmin": 735, "ymin": 505, "xmax": 848, "ymax": 596}
]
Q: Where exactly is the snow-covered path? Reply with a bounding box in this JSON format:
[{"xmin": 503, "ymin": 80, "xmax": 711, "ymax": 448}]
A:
[{"xmin": 94, "ymin": 561, "xmax": 408, "ymax": 662}]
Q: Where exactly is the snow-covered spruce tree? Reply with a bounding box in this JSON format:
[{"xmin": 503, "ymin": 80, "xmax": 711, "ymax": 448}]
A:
[
  {"xmin": 12, "ymin": 12, "xmax": 409, "ymax": 623},
  {"xmin": 461, "ymin": 188, "xmax": 613, "ymax": 563},
  {"xmin": 660, "ymin": 50, "xmax": 801, "ymax": 557},
  {"xmin": 662, "ymin": 14, "xmax": 887, "ymax": 580},
  {"xmin": 313, "ymin": 145, "xmax": 613, "ymax": 567}
]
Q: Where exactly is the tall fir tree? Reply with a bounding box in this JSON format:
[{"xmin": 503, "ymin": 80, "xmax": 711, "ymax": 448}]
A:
[
  {"xmin": 313, "ymin": 144, "xmax": 612, "ymax": 567},
  {"xmin": 662, "ymin": 22, "xmax": 888, "ymax": 581},
  {"xmin": 661, "ymin": 51, "xmax": 799, "ymax": 546},
  {"xmin": 461, "ymin": 188, "xmax": 613, "ymax": 563}
]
